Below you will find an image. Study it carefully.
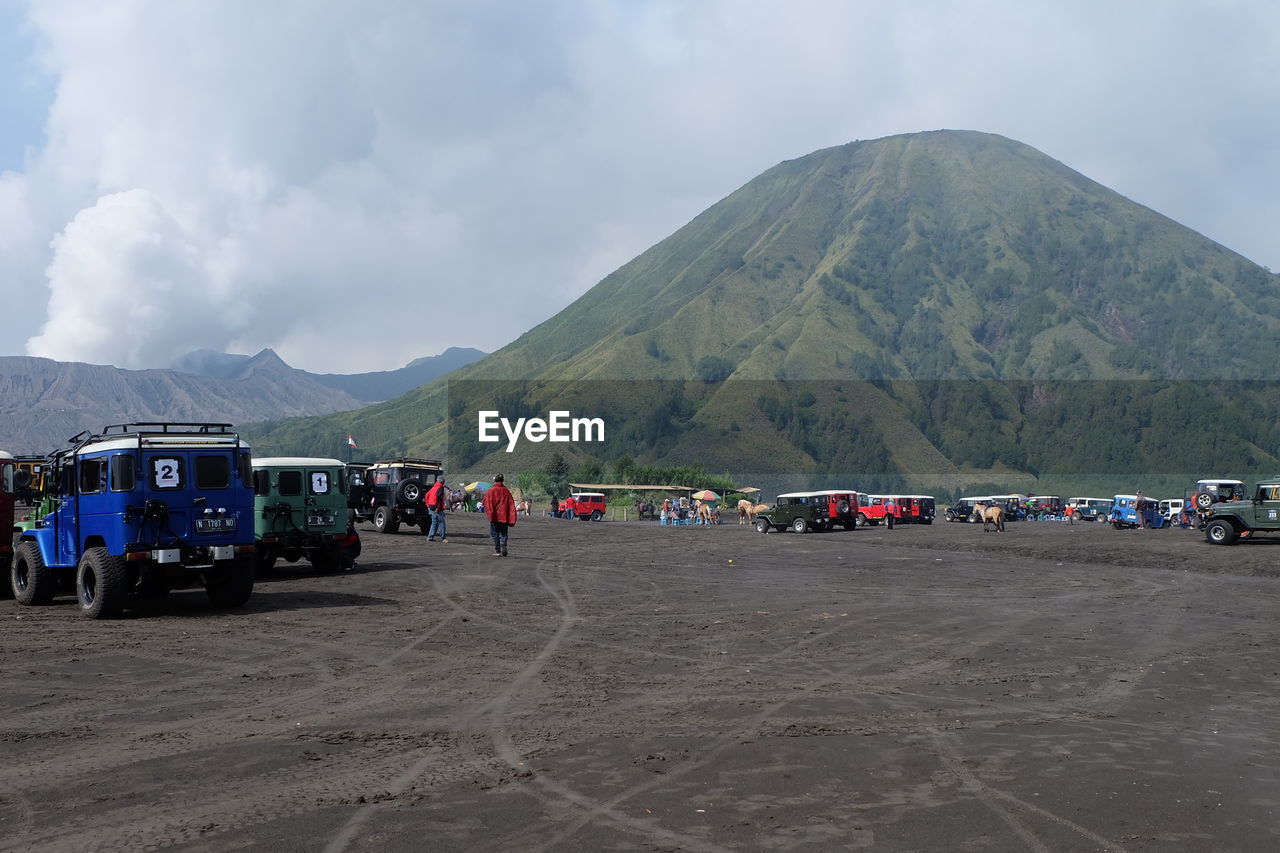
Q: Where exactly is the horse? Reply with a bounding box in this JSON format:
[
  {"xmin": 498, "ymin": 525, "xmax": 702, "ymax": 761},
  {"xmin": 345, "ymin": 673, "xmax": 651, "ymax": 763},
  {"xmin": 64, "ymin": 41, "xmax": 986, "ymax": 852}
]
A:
[
  {"xmin": 737, "ymin": 499, "xmax": 756, "ymax": 525},
  {"xmin": 973, "ymin": 502, "xmax": 1005, "ymax": 532},
  {"xmin": 697, "ymin": 502, "xmax": 714, "ymax": 526},
  {"xmin": 634, "ymin": 500, "xmax": 655, "ymax": 521}
]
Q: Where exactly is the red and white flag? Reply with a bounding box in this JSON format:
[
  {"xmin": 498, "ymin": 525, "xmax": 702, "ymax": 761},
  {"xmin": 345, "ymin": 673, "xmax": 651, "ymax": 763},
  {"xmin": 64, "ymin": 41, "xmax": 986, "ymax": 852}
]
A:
[{"xmin": 346, "ymin": 435, "xmax": 357, "ymax": 449}]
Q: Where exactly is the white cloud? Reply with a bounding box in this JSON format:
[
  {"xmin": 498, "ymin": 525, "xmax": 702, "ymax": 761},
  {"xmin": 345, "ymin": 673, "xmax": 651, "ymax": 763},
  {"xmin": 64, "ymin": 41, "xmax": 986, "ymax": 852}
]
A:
[{"xmin": 2, "ymin": 0, "xmax": 1279, "ymax": 371}]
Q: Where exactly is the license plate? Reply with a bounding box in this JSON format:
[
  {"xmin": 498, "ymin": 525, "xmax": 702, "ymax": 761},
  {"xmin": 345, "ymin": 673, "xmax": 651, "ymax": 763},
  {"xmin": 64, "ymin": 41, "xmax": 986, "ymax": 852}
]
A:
[
  {"xmin": 308, "ymin": 515, "xmax": 334, "ymax": 527},
  {"xmin": 195, "ymin": 517, "xmax": 237, "ymax": 533}
]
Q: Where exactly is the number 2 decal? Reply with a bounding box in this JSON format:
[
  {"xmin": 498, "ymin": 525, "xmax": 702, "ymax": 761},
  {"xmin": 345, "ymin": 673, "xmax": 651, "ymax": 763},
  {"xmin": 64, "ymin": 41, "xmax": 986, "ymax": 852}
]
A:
[{"xmin": 153, "ymin": 457, "xmax": 182, "ymax": 488}]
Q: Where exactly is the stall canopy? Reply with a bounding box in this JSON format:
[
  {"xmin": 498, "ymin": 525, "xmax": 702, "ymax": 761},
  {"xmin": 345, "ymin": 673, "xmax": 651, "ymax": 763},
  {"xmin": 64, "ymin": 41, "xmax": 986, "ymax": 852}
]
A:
[
  {"xmin": 569, "ymin": 483, "xmax": 759, "ymax": 494},
  {"xmin": 569, "ymin": 483, "xmax": 691, "ymax": 491}
]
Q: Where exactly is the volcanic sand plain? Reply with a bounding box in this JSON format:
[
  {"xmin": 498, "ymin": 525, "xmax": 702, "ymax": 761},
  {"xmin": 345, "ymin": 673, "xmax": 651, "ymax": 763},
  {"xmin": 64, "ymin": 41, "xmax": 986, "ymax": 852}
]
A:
[{"xmin": 3, "ymin": 511, "xmax": 1279, "ymax": 852}]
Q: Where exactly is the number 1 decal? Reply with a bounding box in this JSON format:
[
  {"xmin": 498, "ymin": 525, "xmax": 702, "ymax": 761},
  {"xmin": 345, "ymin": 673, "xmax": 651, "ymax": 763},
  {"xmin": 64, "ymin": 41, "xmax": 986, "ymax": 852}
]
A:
[{"xmin": 311, "ymin": 472, "xmax": 330, "ymax": 494}]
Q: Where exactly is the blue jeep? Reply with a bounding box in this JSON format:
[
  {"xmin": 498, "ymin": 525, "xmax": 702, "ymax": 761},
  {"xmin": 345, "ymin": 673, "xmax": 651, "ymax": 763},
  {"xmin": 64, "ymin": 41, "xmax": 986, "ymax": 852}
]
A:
[
  {"xmin": 10, "ymin": 423, "xmax": 257, "ymax": 618},
  {"xmin": 1108, "ymin": 494, "xmax": 1159, "ymax": 530}
]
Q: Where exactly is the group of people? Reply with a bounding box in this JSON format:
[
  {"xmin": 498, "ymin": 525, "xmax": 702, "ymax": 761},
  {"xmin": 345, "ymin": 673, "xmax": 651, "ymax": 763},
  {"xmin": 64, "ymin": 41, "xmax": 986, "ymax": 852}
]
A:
[
  {"xmin": 658, "ymin": 497, "xmax": 719, "ymax": 525},
  {"xmin": 422, "ymin": 474, "xmax": 518, "ymax": 556}
]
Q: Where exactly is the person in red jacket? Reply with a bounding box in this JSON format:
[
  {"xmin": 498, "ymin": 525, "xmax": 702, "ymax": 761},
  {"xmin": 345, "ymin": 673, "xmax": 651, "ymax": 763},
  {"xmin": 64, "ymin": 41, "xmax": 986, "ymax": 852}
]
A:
[
  {"xmin": 484, "ymin": 474, "xmax": 518, "ymax": 556},
  {"xmin": 424, "ymin": 478, "xmax": 448, "ymax": 542}
]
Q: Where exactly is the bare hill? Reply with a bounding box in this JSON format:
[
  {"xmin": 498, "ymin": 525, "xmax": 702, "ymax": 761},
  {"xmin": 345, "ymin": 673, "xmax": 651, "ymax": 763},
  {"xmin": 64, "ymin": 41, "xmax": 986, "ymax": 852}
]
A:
[{"xmin": 0, "ymin": 353, "xmax": 364, "ymax": 454}]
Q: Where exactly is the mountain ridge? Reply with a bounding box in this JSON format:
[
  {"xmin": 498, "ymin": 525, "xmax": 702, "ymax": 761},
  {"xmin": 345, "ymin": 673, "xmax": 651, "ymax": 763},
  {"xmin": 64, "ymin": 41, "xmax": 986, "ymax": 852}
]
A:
[
  {"xmin": 0, "ymin": 346, "xmax": 486, "ymax": 454},
  {"xmin": 221, "ymin": 131, "xmax": 1280, "ymax": 491}
]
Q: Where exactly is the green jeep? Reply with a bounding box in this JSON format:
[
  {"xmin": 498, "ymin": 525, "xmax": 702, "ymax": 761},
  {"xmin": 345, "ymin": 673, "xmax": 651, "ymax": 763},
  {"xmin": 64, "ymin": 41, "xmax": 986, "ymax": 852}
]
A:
[
  {"xmin": 1202, "ymin": 478, "xmax": 1280, "ymax": 545},
  {"xmin": 754, "ymin": 490, "xmax": 858, "ymax": 534},
  {"xmin": 252, "ymin": 457, "xmax": 350, "ymax": 572}
]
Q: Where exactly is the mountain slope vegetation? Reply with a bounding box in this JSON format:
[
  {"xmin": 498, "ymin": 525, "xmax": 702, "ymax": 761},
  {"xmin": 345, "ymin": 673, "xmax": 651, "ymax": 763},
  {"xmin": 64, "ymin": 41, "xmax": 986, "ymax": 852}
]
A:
[{"xmin": 244, "ymin": 131, "xmax": 1280, "ymax": 495}]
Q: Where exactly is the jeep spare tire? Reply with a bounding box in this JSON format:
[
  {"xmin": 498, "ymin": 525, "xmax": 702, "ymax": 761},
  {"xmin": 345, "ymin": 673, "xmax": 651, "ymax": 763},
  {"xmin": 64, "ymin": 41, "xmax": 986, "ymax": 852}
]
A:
[
  {"xmin": 398, "ymin": 479, "xmax": 423, "ymax": 504},
  {"xmin": 1195, "ymin": 492, "xmax": 1214, "ymax": 510},
  {"xmin": 835, "ymin": 499, "xmax": 850, "ymax": 515}
]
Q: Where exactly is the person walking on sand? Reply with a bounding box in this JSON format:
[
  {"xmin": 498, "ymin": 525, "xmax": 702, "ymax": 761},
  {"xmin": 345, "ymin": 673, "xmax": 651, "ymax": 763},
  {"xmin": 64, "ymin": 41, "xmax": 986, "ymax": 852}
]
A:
[
  {"xmin": 884, "ymin": 497, "xmax": 896, "ymax": 529},
  {"xmin": 1064, "ymin": 502, "xmax": 1075, "ymax": 526},
  {"xmin": 485, "ymin": 474, "xmax": 517, "ymax": 556},
  {"xmin": 424, "ymin": 477, "xmax": 448, "ymax": 542}
]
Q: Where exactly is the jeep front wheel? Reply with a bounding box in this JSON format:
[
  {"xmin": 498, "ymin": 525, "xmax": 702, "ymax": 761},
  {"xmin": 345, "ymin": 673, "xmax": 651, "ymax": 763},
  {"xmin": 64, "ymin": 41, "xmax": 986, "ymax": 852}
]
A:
[
  {"xmin": 373, "ymin": 505, "xmax": 400, "ymax": 534},
  {"xmin": 1205, "ymin": 520, "xmax": 1239, "ymax": 545},
  {"xmin": 12, "ymin": 541, "xmax": 56, "ymax": 606},
  {"xmin": 77, "ymin": 547, "xmax": 128, "ymax": 619},
  {"xmin": 755, "ymin": 518, "xmax": 771, "ymax": 534},
  {"xmin": 791, "ymin": 517, "xmax": 808, "ymax": 534}
]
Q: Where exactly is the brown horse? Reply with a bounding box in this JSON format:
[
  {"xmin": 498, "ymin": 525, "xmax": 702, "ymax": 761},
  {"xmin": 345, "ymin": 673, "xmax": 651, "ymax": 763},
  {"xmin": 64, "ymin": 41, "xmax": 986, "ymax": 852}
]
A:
[
  {"xmin": 973, "ymin": 502, "xmax": 1005, "ymax": 532},
  {"xmin": 737, "ymin": 499, "xmax": 756, "ymax": 525}
]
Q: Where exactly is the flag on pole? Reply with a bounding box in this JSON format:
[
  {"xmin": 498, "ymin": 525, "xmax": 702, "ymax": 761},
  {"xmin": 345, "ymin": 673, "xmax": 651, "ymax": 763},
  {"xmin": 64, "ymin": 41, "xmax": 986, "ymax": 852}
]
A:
[{"xmin": 346, "ymin": 435, "xmax": 357, "ymax": 449}]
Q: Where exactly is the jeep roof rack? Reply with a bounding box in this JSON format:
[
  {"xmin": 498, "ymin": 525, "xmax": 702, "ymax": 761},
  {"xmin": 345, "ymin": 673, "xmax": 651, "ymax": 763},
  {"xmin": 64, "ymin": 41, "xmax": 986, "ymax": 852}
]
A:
[
  {"xmin": 98, "ymin": 422, "xmax": 236, "ymax": 436},
  {"xmin": 371, "ymin": 457, "xmax": 443, "ymax": 468},
  {"xmin": 63, "ymin": 422, "xmax": 244, "ymax": 455}
]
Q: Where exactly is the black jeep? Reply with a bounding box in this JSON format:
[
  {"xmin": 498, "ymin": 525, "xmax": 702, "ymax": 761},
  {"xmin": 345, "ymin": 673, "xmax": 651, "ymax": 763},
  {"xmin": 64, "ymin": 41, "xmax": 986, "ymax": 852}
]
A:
[{"xmin": 349, "ymin": 458, "xmax": 443, "ymax": 534}]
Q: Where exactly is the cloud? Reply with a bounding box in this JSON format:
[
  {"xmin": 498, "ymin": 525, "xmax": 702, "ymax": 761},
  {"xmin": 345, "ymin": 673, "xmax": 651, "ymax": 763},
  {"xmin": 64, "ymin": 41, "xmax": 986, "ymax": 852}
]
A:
[{"xmin": 2, "ymin": 0, "xmax": 1279, "ymax": 372}]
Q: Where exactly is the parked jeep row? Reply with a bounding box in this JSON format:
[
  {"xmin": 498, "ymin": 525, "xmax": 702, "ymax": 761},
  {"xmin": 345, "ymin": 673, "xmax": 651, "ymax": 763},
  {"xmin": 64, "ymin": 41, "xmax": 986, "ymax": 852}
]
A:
[{"xmin": 752, "ymin": 491, "xmax": 936, "ymax": 534}]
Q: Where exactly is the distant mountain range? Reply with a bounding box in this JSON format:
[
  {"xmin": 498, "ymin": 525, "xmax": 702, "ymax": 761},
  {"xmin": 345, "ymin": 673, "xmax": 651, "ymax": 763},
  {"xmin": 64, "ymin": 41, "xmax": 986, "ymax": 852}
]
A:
[
  {"xmin": 0, "ymin": 347, "xmax": 485, "ymax": 455},
  {"xmin": 170, "ymin": 346, "xmax": 486, "ymax": 402},
  {"xmin": 145, "ymin": 131, "xmax": 1280, "ymax": 495}
]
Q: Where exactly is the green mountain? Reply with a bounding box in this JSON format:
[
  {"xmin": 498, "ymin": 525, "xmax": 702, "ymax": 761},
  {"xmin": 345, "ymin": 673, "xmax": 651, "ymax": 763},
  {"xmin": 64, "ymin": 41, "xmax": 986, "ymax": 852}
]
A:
[{"xmin": 244, "ymin": 130, "xmax": 1280, "ymax": 496}]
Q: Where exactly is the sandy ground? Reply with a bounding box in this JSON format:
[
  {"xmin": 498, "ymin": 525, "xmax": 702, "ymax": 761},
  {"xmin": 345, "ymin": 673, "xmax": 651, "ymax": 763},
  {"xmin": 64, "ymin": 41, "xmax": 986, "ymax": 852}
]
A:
[{"xmin": 3, "ymin": 511, "xmax": 1279, "ymax": 852}]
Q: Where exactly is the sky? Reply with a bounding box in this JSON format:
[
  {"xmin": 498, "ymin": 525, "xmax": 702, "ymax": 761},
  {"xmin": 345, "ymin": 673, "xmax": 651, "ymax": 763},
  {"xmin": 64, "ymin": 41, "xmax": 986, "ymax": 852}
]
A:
[{"xmin": 1, "ymin": 0, "xmax": 1277, "ymax": 374}]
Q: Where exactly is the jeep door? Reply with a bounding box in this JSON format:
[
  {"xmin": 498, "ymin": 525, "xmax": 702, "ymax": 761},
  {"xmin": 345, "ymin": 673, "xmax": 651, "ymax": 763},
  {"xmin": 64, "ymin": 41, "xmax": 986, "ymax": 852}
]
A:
[
  {"xmin": 141, "ymin": 450, "xmax": 250, "ymax": 543},
  {"xmin": 774, "ymin": 498, "xmax": 799, "ymax": 527},
  {"xmin": 306, "ymin": 468, "xmax": 344, "ymax": 532},
  {"xmin": 1251, "ymin": 484, "xmax": 1280, "ymax": 526},
  {"xmin": 74, "ymin": 450, "xmax": 134, "ymax": 550}
]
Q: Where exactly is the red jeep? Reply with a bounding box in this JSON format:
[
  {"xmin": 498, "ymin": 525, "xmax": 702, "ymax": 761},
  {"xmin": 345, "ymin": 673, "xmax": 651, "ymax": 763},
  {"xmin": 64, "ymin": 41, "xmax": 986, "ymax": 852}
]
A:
[
  {"xmin": 857, "ymin": 494, "xmax": 891, "ymax": 526},
  {"xmin": 809, "ymin": 490, "xmax": 860, "ymax": 531},
  {"xmin": 889, "ymin": 495, "xmax": 936, "ymax": 524}
]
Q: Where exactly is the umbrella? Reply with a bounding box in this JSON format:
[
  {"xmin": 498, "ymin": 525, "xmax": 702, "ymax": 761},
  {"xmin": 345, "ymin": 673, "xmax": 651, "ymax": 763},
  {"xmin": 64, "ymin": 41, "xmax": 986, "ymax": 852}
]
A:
[
  {"xmin": 691, "ymin": 489, "xmax": 719, "ymax": 501},
  {"xmin": 465, "ymin": 481, "xmax": 492, "ymax": 492}
]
